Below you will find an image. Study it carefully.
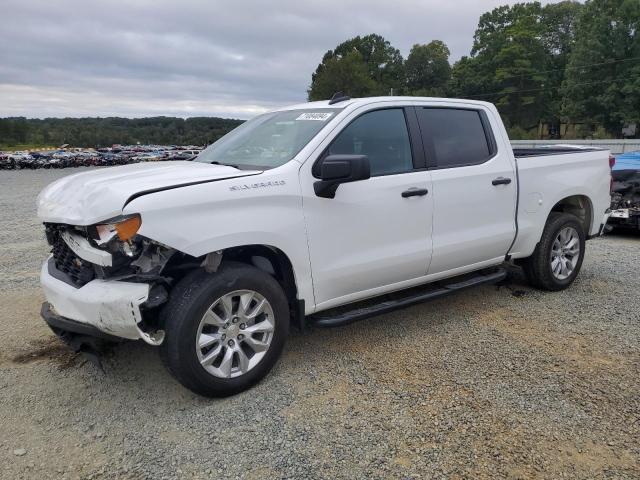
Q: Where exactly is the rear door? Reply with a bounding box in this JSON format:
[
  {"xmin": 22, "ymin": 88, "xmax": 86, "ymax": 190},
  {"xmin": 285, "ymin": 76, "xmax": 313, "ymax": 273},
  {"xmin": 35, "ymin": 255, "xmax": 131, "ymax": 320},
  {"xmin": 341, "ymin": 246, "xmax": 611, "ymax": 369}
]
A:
[{"xmin": 415, "ymin": 105, "xmax": 517, "ymax": 274}]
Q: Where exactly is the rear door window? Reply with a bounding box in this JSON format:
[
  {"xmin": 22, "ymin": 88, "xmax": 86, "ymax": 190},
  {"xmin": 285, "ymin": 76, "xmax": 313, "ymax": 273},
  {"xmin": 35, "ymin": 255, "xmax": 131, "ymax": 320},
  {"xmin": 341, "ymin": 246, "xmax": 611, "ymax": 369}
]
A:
[{"xmin": 417, "ymin": 108, "xmax": 493, "ymax": 168}]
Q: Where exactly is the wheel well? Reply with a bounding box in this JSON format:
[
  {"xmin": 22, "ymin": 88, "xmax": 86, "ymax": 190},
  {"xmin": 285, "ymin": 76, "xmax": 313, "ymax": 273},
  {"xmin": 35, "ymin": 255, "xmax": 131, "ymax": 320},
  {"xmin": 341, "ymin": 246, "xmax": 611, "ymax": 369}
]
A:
[
  {"xmin": 214, "ymin": 245, "xmax": 302, "ymax": 326},
  {"xmin": 550, "ymin": 195, "xmax": 592, "ymax": 234},
  {"xmin": 155, "ymin": 244, "xmax": 302, "ymax": 329},
  {"xmin": 219, "ymin": 245, "xmax": 297, "ymax": 299},
  {"xmin": 162, "ymin": 245, "xmax": 298, "ymax": 302}
]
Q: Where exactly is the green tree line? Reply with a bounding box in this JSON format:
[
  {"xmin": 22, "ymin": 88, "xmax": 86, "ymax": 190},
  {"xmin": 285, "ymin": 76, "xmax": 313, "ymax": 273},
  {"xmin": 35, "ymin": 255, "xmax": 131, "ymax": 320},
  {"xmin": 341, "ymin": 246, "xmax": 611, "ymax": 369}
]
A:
[
  {"xmin": 309, "ymin": 0, "xmax": 640, "ymax": 139},
  {"xmin": 0, "ymin": 116, "xmax": 243, "ymax": 149}
]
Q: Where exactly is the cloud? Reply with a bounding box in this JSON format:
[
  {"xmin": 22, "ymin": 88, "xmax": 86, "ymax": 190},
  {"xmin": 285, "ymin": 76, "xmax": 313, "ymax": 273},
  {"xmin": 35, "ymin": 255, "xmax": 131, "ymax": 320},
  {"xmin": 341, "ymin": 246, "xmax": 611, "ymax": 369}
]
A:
[{"xmin": 0, "ymin": 0, "xmax": 552, "ymax": 119}]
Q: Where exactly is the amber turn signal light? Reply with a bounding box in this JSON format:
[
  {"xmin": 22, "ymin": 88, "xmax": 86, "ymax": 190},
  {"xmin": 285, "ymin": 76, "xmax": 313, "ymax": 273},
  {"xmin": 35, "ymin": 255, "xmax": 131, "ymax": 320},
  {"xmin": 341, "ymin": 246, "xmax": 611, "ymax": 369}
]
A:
[{"xmin": 115, "ymin": 215, "xmax": 141, "ymax": 241}]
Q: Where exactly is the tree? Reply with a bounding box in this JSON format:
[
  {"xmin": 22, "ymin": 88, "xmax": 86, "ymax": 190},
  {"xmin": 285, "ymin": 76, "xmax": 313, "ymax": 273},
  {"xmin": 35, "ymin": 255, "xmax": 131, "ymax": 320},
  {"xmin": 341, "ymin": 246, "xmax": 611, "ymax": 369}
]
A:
[
  {"xmin": 540, "ymin": 1, "xmax": 583, "ymax": 128},
  {"xmin": 449, "ymin": 1, "xmax": 583, "ymax": 135},
  {"xmin": 471, "ymin": 2, "xmax": 549, "ymax": 129},
  {"xmin": 562, "ymin": 0, "xmax": 640, "ymax": 136},
  {"xmin": 405, "ymin": 40, "xmax": 451, "ymax": 96},
  {"xmin": 307, "ymin": 51, "xmax": 378, "ymax": 101},
  {"xmin": 308, "ymin": 34, "xmax": 404, "ymax": 100},
  {"xmin": 450, "ymin": 55, "xmax": 489, "ymax": 100}
]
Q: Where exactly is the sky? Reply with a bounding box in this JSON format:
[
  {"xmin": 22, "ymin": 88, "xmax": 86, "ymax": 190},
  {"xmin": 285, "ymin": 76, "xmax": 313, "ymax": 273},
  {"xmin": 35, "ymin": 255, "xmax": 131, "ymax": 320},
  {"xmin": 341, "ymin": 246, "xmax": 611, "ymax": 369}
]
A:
[{"xmin": 1, "ymin": 0, "xmax": 552, "ymax": 120}]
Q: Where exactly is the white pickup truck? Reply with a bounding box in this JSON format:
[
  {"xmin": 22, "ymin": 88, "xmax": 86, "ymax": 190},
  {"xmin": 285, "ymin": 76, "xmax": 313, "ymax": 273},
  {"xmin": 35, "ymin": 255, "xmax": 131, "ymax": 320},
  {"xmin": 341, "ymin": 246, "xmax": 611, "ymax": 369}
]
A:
[{"xmin": 37, "ymin": 96, "xmax": 612, "ymax": 396}]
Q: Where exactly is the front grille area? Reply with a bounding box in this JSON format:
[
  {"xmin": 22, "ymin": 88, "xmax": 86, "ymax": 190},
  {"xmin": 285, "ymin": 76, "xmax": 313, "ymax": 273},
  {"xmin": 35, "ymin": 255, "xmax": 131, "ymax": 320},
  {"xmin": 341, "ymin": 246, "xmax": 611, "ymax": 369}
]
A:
[{"xmin": 45, "ymin": 224, "xmax": 96, "ymax": 287}]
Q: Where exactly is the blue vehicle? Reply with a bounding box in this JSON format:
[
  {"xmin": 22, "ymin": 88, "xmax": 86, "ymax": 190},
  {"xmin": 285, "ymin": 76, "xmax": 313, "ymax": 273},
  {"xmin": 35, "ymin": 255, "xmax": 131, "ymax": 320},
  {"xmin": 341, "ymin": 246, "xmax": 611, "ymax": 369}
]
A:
[{"xmin": 614, "ymin": 151, "xmax": 640, "ymax": 171}]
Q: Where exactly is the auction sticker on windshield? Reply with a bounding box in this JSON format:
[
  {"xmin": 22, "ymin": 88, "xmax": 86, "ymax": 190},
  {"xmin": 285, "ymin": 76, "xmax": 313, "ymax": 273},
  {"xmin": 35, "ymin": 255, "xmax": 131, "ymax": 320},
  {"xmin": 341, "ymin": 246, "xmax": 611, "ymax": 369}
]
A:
[{"xmin": 296, "ymin": 112, "xmax": 333, "ymax": 121}]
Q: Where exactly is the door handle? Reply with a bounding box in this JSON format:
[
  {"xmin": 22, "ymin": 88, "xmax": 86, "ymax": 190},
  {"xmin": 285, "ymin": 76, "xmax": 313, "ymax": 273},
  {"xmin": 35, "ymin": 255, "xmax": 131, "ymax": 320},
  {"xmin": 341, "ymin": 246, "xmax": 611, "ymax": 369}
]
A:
[
  {"xmin": 492, "ymin": 177, "xmax": 512, "ymax": 186},
  {"xmin": 402, "ymin": 188, "xmax": 429, "ymax": 198}
]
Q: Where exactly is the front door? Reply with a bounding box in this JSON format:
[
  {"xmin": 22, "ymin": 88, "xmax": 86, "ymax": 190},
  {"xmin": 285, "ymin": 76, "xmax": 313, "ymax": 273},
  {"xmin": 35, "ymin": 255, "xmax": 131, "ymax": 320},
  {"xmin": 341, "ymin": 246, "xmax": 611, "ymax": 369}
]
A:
[{"xmin": 301, "ymin": 107, "xmax": 434, "ymax": 309}]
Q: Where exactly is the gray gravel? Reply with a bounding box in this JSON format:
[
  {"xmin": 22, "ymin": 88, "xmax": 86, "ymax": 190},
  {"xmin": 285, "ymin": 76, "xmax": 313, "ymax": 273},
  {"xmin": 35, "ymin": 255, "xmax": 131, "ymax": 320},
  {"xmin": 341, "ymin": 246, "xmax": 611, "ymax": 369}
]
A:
[{"xmin": 0, "ymin": 168, "xmax": 639, "ymax": 479}]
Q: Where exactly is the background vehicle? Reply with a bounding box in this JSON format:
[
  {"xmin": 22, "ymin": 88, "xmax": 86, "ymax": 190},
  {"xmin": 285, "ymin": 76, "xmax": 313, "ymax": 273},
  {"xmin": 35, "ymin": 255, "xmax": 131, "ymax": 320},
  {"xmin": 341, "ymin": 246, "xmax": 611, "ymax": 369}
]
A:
[
  {"xmin": 36, "ymin": 96, "xmax": 612, "ymax": 396},
  {"xmin": 170, "ymin": 149, "xmax": 201, "ymax": 160},
  {"xmin": 0, "ymin": 146, "xmax": 205, "ymax": 170},
  {"xmin": 609, "ymin": 152, "xmax": 640, "ymax": 231}
]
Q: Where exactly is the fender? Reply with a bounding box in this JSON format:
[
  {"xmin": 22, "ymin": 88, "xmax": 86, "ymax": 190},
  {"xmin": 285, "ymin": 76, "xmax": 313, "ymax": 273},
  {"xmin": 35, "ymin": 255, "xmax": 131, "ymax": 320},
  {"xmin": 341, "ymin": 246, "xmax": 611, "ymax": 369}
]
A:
[{"xmin": 122, "ymin": 162, "xmax": 316, "ymax": 312}]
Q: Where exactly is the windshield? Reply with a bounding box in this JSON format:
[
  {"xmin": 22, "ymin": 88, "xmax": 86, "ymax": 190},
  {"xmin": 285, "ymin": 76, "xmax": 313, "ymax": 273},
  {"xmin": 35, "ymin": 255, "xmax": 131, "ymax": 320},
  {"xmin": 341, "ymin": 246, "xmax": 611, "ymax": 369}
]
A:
[{"xmin": 195, "ymin": 108, "xmax": 341, "ymax": 169}]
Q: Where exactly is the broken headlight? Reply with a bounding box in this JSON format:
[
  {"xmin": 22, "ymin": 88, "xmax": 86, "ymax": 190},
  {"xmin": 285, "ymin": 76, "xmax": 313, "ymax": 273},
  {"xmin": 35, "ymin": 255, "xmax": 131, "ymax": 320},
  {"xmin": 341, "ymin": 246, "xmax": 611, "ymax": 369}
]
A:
[
  {"xmin": 93, "ymin": 214, "xmax": 142, "ymax": 257},
  {"xmin": 95, "ymin": 214, "xmax": 141, "ymax": 243}
]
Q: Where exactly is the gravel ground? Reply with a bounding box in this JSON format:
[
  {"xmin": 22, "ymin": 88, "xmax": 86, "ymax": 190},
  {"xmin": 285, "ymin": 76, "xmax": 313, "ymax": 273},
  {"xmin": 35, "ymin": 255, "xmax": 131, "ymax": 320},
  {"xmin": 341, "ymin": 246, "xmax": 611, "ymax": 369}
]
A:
[{"xmin": 0, "ymin": 168, "xmax": 639, "ymax": 480}]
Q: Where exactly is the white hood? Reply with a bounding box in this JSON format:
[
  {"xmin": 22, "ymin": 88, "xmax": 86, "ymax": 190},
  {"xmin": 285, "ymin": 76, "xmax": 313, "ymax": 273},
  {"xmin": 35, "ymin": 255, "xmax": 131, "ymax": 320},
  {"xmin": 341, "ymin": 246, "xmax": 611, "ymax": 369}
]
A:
[{"xmin": 37, "ymin": 161, "xmax": 260, "ymax": 225}]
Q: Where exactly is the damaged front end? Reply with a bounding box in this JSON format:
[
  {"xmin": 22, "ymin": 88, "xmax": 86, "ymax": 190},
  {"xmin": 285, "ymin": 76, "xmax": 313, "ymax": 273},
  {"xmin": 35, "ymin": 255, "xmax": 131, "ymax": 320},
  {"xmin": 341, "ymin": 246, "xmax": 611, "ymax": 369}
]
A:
[
  {"xmin": 610, "ymin": 166, "xmax": 640, "ymax": 230},
  {"xmin": 41, "ymin": 216, "xmax": 179, "ymax": 345}
]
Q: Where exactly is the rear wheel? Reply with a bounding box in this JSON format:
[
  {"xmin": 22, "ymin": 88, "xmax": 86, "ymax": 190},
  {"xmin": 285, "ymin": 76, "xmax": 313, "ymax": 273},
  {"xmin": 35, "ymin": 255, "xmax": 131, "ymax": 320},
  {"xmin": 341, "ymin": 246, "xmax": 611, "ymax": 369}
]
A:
[
  {"xmin": 160, "ymin": 262, "xmax": 289, "ymax": 397},
  {"xmin": 522, "ymin": 212, "xmax": 586, "ymax": 291}
]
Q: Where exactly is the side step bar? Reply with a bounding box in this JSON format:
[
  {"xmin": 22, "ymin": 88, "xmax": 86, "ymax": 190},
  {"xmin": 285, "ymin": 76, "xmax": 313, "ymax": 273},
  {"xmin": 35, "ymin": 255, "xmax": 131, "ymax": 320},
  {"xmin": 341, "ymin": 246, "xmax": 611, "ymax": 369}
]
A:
[{"xmin": 309, "ymin": 268, "xmax": 507, "ymax": 328}]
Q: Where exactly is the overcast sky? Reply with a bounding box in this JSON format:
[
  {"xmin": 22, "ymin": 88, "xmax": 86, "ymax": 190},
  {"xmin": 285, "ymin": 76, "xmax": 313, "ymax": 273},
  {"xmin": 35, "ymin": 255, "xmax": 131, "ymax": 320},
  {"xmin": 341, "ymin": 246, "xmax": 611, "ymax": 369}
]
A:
[{"xmin": 1, "ymin": 0, "xmax": 552, "ymax": 119}]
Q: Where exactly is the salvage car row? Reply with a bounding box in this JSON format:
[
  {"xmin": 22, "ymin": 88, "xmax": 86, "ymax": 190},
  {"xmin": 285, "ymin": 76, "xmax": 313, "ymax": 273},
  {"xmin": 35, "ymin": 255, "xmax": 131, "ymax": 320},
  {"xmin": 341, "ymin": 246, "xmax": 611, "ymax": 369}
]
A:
[{"xmin": 0, "ymin": 145, "xmax": 203, "ymax": 170}]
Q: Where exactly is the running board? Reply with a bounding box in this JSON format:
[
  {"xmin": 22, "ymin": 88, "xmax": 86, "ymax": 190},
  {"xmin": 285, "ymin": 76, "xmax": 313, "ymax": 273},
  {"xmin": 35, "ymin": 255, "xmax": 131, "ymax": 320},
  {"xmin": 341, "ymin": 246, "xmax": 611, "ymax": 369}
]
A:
[{"xmin": 309, "ymin": 268, "xmax": 507, "ymax": 328}]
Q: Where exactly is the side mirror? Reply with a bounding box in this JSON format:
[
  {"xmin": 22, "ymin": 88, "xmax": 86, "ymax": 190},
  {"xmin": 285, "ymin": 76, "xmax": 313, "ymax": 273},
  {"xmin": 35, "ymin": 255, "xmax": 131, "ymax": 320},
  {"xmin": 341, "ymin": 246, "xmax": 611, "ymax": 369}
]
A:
[{"xmin": 314, "ymin": 154, "xmax": 370, "ymax": 198}]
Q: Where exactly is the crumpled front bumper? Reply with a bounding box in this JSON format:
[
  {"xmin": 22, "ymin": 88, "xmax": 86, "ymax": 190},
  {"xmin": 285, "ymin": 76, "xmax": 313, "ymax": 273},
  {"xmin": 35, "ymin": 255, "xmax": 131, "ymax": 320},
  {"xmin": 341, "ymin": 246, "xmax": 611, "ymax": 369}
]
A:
[{"xmin": 40, "ymin": 257, "xmax": 162, "ymax": 345}]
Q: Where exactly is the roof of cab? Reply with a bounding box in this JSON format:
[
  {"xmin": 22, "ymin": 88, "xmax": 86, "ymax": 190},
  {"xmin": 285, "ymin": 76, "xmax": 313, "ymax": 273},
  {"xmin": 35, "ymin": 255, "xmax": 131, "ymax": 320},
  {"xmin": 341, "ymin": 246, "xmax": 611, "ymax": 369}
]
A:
[{"xmin": 272, "ymin": 96, "xmax": 494, "ymax": 112}]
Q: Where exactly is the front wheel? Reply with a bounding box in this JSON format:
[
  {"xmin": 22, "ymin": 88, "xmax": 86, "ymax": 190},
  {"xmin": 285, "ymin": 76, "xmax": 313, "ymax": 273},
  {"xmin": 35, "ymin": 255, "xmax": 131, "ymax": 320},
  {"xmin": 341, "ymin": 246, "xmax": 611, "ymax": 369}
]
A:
[
  {"xmin": 160, "ymin": 262, "xmax": 289, "ymax": 397},
  {"xmin": 522, "ymin": 212, "xmax": 586, "ymax": 291}
]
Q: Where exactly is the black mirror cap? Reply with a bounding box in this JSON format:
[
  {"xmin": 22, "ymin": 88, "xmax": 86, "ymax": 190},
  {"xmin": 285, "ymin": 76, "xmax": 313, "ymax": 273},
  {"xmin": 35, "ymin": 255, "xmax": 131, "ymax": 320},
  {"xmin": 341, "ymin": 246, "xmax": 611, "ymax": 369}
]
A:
[
  {"xmin": 314, "ymin": 154, "xmax": 370, "ymax": 198},
  {"xmin": 321, "ymin": 158, "xmax": 352, "ymax": 180},
  {"xmin": 320, "ymin": 154, "xmax": 370, "ymax": 181}
]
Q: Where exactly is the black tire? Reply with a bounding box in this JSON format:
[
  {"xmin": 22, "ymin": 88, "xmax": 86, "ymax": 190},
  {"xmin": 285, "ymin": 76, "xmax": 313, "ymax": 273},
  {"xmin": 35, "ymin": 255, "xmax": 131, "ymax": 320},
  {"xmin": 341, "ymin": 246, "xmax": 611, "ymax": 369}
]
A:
[
  {"xmin": 159, "ymin": 262, "xmax": 289, "ymax": 397},
  {"xmin": 522, "ymin": 212, "xmax": 586, "ymax": 291}
]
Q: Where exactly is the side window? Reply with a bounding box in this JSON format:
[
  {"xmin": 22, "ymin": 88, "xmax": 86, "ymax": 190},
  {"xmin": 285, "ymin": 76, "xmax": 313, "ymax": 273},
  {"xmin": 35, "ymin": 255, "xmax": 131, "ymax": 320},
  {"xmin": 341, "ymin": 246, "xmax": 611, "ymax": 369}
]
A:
[
  {"xmin": 326, "ymin": 109, "xmax": 413, "ymax": 176},
  {"xmin": 417, "ymin": 108, "xmax": 493, "ymax": 168}
]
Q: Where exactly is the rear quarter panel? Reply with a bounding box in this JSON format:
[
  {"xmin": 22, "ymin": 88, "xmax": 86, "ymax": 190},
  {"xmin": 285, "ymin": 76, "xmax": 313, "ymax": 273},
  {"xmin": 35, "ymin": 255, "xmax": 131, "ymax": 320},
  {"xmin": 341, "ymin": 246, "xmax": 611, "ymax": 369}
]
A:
[{"xmin": 510, "ymin": 150, "xmax": 611, "ymax": 258}]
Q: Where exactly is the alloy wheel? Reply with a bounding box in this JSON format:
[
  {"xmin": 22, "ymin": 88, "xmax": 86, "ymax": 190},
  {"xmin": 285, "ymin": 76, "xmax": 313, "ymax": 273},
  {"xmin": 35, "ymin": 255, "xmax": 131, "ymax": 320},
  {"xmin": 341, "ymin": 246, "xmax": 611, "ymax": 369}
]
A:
[
  {"xmin": 550, "ymin": 226, "xmax": 580, "ymax": 280},
  {"xmin": 195, "ymin": 290, "xmax": 275, "ymax": 378}
]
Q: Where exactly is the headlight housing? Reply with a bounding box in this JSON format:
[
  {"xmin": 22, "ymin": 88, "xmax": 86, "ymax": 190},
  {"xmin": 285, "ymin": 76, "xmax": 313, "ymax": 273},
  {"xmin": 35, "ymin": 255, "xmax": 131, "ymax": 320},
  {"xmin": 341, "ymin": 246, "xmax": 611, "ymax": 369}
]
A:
[{"xmin": 95, "ymin": 214, "xmax": 142, "ymax": 244}]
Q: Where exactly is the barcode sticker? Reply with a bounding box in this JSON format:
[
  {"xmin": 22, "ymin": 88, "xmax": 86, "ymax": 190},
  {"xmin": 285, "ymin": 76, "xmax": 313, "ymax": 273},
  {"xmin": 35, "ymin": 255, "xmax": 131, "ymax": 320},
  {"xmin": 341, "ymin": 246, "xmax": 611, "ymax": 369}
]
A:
[{"xmin": 296, "ymin": 112, "xmax": 333, "ymax": 121}]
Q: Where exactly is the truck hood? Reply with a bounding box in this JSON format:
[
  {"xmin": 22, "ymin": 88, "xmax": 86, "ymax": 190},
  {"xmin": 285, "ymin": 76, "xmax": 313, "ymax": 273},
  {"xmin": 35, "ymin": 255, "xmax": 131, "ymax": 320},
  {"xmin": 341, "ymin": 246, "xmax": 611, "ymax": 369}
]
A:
[{"xmin": 37, "ymin": 161, "xmax": 260, "ymax": 225}]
